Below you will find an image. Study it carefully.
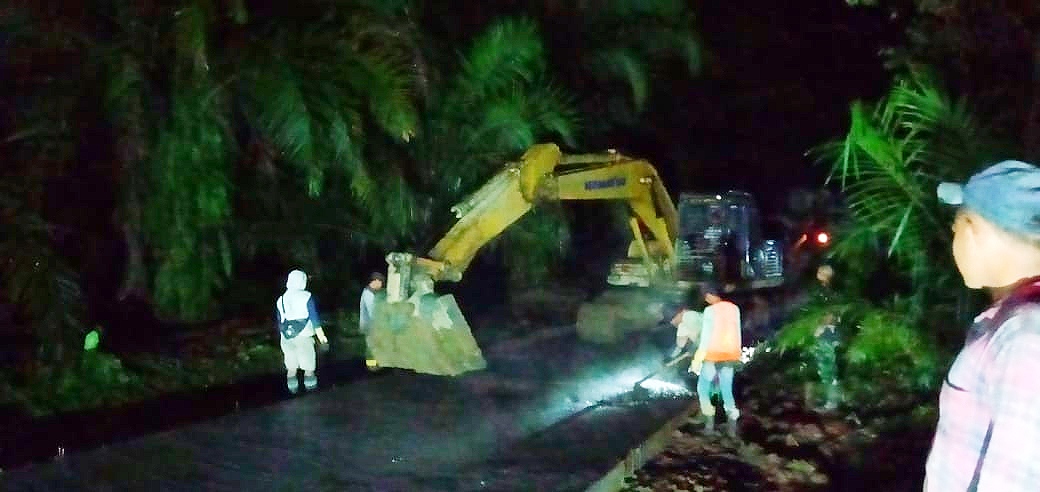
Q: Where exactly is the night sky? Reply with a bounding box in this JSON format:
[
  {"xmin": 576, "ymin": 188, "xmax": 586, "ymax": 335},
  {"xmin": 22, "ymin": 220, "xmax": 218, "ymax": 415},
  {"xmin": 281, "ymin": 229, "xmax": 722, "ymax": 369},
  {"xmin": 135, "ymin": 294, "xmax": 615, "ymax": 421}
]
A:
[{"xmin": 633, "ymin": 0, "xmax": 900, "ymax": 214}]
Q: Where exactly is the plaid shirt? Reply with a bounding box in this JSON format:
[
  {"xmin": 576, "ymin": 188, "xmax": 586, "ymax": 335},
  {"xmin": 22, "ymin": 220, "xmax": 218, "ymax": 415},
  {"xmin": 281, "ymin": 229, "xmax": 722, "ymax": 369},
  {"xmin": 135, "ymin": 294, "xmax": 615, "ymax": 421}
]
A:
[{"xmin": 925, "ymin": 280, "xmax": 1040, "ymax": 491}]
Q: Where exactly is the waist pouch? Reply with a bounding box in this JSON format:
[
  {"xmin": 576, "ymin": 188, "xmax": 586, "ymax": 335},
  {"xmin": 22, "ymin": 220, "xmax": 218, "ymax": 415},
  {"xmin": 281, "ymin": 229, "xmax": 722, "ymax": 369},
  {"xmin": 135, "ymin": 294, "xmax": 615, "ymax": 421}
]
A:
[
  {"xmin": 280, "ymin": 319, "xmax": 307, "ymax": 339},
  {"xmin": 278, "ymin": 297, "xmax": 308, "ymax": 339}
]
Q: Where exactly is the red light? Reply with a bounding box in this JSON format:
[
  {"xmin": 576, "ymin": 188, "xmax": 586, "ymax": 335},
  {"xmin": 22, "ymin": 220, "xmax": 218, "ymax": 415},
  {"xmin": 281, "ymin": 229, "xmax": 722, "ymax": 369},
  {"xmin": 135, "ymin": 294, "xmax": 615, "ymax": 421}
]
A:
[{"xmin": 816, "ymin": 232, "xmax": 830, "ymax": 244}]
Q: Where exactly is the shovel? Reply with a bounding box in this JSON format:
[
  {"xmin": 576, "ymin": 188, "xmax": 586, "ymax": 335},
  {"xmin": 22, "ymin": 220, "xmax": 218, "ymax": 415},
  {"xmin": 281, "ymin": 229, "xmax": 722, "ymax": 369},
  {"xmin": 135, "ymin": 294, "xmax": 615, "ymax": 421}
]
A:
[{"xmin": 632, "ymin": 352, "xmax": 692, "ymax": 392}]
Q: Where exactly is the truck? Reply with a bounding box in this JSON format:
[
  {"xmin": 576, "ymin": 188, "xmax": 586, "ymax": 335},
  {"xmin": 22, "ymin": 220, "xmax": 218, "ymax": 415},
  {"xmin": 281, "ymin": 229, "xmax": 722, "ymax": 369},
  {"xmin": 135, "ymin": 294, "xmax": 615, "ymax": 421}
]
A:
[{"xmin": 365, "ymin": 143, "xmax": 787, "ymax": 376}]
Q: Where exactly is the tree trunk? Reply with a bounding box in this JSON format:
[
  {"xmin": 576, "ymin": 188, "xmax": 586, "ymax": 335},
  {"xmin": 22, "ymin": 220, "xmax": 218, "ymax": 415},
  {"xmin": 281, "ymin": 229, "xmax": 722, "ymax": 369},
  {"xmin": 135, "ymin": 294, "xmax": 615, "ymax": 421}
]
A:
[
  {"xmin": 117, "ymin": 219, "xmax": 149, "ymax": 301},
  {"xmin": 114, "ymin": 121, "xmax": 151, "ymax": 303},
  {"xmin": 116, "ymin": 181, "xmax": 149, "ymax": 302}
]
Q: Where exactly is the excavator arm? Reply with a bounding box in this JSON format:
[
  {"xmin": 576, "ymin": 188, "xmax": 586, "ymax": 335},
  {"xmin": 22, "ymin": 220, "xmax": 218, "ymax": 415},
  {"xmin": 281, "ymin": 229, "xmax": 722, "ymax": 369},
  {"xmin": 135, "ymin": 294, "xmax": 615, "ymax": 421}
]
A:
[
  {"xmin": 386, "ymin": 143, "xmax": 679, "ymax": 301},
  {"xmin": 371, "ymin": 143, "xmax": 681, "ymax": 376}
]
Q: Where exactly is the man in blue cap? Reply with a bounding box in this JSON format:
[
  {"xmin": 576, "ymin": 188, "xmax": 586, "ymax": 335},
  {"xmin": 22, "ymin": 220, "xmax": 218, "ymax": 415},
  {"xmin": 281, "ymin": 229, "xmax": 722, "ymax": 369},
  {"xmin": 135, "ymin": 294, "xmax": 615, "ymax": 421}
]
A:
[{"xmin": 925, "ymin": 160, "xmax": 1040, "ymax": 491}]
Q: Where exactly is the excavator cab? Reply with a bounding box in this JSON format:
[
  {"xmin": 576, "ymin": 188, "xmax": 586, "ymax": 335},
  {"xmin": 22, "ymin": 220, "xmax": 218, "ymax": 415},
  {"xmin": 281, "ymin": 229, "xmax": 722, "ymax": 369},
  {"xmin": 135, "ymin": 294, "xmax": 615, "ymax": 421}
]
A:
[{"xmin": 671, "ymin": 192, "xmax": 784, "ymax": 290}]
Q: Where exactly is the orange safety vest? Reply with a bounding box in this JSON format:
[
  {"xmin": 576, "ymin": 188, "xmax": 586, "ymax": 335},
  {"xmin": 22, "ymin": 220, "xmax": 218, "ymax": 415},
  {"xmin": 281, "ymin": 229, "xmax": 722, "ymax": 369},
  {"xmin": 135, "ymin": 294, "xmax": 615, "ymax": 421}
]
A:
[{"xmin": 704, "ymin": 301, "xmax": 741, "ymax": 362}]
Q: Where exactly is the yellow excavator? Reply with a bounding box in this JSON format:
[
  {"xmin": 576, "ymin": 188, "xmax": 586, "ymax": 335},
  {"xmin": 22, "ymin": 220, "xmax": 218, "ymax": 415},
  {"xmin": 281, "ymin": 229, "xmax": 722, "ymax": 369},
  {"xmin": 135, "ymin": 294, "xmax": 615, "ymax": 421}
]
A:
[{"xmin": 365, "ymin": 143, "xmax": 785, "ymax": 376}]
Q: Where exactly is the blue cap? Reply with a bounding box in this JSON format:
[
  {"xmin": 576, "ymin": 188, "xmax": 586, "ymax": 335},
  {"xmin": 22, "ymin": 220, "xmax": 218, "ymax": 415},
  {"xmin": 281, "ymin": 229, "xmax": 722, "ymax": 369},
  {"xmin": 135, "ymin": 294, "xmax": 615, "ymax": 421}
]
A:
[{"xmin": 938, "ymin": 160, "xmax": 1040, "ymax": 237}]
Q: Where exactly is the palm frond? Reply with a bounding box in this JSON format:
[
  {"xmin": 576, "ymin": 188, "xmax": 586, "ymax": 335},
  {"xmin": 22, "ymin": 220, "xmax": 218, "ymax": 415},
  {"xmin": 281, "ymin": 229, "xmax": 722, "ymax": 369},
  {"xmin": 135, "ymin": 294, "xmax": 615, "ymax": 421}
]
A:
[
  {"xmin": 171, "ymin": 1, "xmax": 213, "ymax": 77},
  {"xmin": 238, "ymin": 16, "xmax": 420, "ymax": 198},
  {"xmin": 527, "ymin": 84, "xmax": 580, "ymax": 147},
  {"xmin": 814, "ymin": 68, "xmax": 1008, "ymax": 297},
  {"xmin": 241, "ymin": 63, "xmax": 318, "ymax": 168},
  {"xmin": 569, "ymin": 0, "xmax": 702, "ymax": 121},
  {"xmin": 588, "ymin": 49, "xmax": 650, "ymax": 112},
  {"xmin": 365, "ymin": 171, "xmax": 419, "ymax": 241},
  {"xmin": 455, "ymin": 18, "xmax": 546, "ymax": 99},
  {"xmin": 468, "ymin": 87, "xmax": 538, "ymax": 151},
  {"xmin": 431, "ymin": 80, "xmax": 577, "ymax": 195},
  {"xmin": 349, "ymin": 49, "xmax": 420, "ymax": 141},
  {"xmin": 425, "ymin": 18, "xmax": 578, "ymax": 192},
  {"xmin": 145, "ymin": 81, "xmax": 235, "ymax": 320},
  {"xmin": 803, "ymin": 66, "xmax": 1015, "ymax": 391}
]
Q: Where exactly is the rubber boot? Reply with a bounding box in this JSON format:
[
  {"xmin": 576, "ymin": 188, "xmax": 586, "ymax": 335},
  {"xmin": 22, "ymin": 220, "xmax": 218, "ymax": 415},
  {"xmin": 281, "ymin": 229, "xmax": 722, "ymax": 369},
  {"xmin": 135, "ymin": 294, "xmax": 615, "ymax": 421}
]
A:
[
  {"xmin": 724, "ymin": 407, "xmax": 740, "ymax": 438},
  {"xmin": 725, "ymin": 420, "xmax": 739, "ymax": 438},
  {"xmin": 363, "ymin": 343, "xmax": 380, "ymax": 372},
  {"xmin": 700, "ymin": 403, "xmax": 716, "ymax": 435},
  {"xmin": 703, "ymin": 415, "xmax": 716, "ymax": 435},
  {"xmin": 287, "ymin": 372, "xmax": 300, "ymax": 395},
  {"xmin": 823, "ymin": 380, "xmax": 839, "ymax": 411},
  {"xmin": 303, "ymin": 372, "xmax": 317, "ymax": 391}
]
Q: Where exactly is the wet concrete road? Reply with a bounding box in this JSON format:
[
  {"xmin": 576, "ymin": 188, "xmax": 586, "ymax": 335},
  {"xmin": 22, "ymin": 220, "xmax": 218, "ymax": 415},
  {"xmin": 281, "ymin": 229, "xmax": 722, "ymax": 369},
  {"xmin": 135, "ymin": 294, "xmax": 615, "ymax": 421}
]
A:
[{"xmin": 3, "ymin": 325, "xmax": 695, "ymax": 491}]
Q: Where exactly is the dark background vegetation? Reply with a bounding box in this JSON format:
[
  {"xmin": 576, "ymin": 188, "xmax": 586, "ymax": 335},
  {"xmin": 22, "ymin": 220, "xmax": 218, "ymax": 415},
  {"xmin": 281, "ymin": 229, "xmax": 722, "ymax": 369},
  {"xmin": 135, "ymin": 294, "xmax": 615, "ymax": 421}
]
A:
[{"xmin": 3, "ymin": 5, "xmax": 1040, "ymax": 485}]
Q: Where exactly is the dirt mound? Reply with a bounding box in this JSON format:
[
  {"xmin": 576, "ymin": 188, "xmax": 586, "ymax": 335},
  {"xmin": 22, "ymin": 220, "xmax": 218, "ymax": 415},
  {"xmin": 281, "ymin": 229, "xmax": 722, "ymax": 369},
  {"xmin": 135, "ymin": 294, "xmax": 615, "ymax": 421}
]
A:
[
  {"xmin": 508, "ymin": 286, "xmax": 586, "ymax": 325},
  {"xmin": 577, "ymin": 288, "xmax": 675, "ymax": 344}
]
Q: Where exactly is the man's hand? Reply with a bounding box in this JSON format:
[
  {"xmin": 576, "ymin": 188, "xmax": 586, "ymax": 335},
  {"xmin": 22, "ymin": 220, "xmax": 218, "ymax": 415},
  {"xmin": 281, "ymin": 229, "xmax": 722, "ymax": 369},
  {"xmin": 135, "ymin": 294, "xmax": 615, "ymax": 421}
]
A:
[
  {"xmin": 315, "ymin": 327, "xmax": 329, "ymax": 345},
  {"xmin": 669, "ymin": 346, "xmax": 683, "ymax": 358},
  {"xmin": 689, "ymin": 360, "xmax": 702, "ymax": 375},
  {"xmin": 671, "ymin": 310, "xmax": 685, "ymax": 327}
]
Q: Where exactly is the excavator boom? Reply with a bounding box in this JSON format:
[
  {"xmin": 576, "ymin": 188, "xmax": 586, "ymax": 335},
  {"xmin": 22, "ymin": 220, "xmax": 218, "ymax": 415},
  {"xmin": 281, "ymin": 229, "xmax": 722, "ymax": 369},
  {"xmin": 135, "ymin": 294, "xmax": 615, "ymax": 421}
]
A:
[{"xmin": 368, "ymin": 143, "xmax": 682, "ymax": 376}]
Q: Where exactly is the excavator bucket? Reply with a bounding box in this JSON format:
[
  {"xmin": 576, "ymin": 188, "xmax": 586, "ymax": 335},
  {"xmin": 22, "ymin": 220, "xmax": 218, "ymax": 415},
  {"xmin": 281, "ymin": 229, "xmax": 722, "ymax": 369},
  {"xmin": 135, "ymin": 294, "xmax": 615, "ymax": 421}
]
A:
[{"xmin": 365, "ymin": 291, "xmax": 487, "ymax": 376}]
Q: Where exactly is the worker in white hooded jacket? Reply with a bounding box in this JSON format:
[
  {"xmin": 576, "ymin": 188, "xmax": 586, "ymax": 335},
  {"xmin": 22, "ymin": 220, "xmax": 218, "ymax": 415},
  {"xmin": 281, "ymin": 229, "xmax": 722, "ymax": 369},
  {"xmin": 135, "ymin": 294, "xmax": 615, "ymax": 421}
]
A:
[{"xmin": 275, "ymin": 269, "xmax": 328, "ymax": 394}]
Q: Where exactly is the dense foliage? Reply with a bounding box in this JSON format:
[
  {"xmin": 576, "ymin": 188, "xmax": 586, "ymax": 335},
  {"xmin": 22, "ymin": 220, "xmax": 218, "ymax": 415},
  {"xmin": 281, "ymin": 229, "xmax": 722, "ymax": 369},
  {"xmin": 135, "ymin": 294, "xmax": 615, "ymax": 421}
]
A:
[
  {"xmin": 0, "ymin": 1, "xmax": 701, "ymax": 394},
  {"xmin": 772, "ymin": 57, "xmax": 1021, "ymax": 403}
]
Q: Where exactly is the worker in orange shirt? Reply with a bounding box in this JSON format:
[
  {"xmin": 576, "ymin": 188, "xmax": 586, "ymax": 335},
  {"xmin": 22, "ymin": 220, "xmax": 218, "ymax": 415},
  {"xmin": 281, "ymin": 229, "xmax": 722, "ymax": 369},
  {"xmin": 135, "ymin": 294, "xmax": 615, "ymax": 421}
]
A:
[{"xmin": 690, "ymin": 284, "xmax": 742, "ymax": 434}]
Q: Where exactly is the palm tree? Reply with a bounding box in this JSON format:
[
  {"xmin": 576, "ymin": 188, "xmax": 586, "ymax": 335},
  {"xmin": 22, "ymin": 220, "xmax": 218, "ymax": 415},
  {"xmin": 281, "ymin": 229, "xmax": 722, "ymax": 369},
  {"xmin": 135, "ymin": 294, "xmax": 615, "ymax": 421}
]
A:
[
  {"xmin": 819, "ymin": 67, "xmax": 1010, "ymax": 304},
  {"xmin": 404, "ymin": 17, "xmax": 579, "ymax": 289},
  {"xmin": 96, "ymin": 1, "xmax": 424, "ymax": 319},
  {"xmin": 775, "ymin": 67, "xmax": 1013, "ymax": 398},
  {"xmin": 2, "ymin": 1, "xmax": 425, "ymax": 324},
  {"xmin": 4, "ymin": 0, "xmax": 700, "ymax": 338},
  {"xmin": 218, "ymin": 0, "xmax": 425, "ymax": 306},
  {"xmin": 228, "ymin": 14, "xmax": 581, "ymax": 297}
]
